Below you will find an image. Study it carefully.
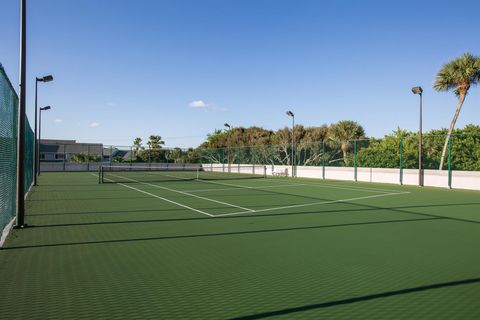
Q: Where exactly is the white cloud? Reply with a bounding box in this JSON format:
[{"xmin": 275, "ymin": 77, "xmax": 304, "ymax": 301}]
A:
[
  {"xmin": 89, "ymin": 122, "xmax": 100, "ymax": 128},
  {"xmin": 54, "ymin": 119, "xmax": 63, "ymax": 123},
  {"xmin": 188, "ymin": 100, "xmax": 207, "ymax": 108}
]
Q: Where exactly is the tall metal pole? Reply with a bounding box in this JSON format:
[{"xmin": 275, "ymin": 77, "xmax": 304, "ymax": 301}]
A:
[
  {"xmin": 34, "ymin": 79, "xmax": 38, "ymax": 185},
  {"xmin": 38, "ymin": 109, "xmax": 42, "ymax": 176},
  {"xmin": 291, "ymin": 115, "xmax": 295, "ymax": 177},
  {"xmin": 15, "ymin": 0, "xmax": 27, "ymax": 228},
  {"xmin": 419, "ymin": 93, "xmax": 423, "ymax": 186}
]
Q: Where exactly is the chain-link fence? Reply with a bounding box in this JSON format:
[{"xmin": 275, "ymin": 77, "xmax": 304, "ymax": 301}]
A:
[
  {"xmin": 195, "ymin": 133, "xmax": 480, "ymax": 188},
  {"xmin": 0, "ymin": 64, "xmax": 35, "ymax": 234},
  {"xmin": 38, "ymin": 132, "xmax": 480, "ymax": 189},
  {"xmin": 39, "ymin": 144, "xmax": 204, "ymax": 172}
]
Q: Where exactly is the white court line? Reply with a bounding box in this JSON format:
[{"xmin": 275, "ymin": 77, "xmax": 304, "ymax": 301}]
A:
[
  {"xmin": 93, "ymin": 173, "xmax": 410, "ymax": 219},
  {"xmin": 213, "ymin": 191, "xmax": 411, "ymax": 217},
  {"xmin": 263, "ymin": 178, "xmax": 407, "ymax": 194},
  {"xmin": 152, "ymin": 169, "xmax": 398, "ymax": 194},
  {"xmin": 198, "ymin": 178, "xmax": 400, "ymax": 195},
  {"xmin": 186, "ymin": 183, "xmax": 308, "ymax": 193},
  {"xmin": 119, "ymin": 183, "xmax": 214, "ymax": 217},
  {"xmin": 90, "ymin": 173, "xmax": 214, "ymax": 217},
  {"xmin": 108, "ymin": 173, "xmax": 255, "ymax": 212}
]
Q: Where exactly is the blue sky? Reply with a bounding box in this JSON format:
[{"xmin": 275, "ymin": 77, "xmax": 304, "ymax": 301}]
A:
[{"xmin": 1, "ymin": 0, "xmax": 479, "ymax": 148}]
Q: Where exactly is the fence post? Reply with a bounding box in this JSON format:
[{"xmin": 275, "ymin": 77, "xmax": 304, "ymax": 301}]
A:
[
  {"xmin": 63, "ymin": 144, "xmax": 66, "ymax": 172},
  {"xmin": 271, "ymin": 146, "xmax": 275, "ymax": 174},
  {"xmin": 221, "ymin": 148, "xmax": 225, "ymax": 172},
  {"xmin": 87, "ymin": 144, "xmax": 90, "ymax": 172},
  {"xmin": 353, "ymin": 140, "xmax": 357, "ymax": 182},
  {"xmin": 130, "ymin": 146, "xmax": 133, "ymax": 169},
  {"xmin": 448, "ymin": 137, "xmax": 452, "ymax": 189},
  {"xmin": 399, "ymin": 138, "xmax": 403, "ymax": 185},
  {"xmin": 322, "ymin": 142, "xmax": 325, "ymax": 180},
  {"xmin": 293, "ymin": 144, "xmax": 297, "ymax": 177}
]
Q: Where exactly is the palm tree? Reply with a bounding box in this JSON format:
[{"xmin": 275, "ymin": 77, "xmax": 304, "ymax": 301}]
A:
[
  {"xmin": 146, "ymin": 135, "xmax": 165, "ymax": 162},
  {"xmin": 434, "ymin": 53, "xmax": 480, "ymax": 170},
  {"xmin": 328, "ymin": 120, "xmax": 365, "ymax": 165},
  {"xmin": 132, "ymin": 137, "xmax": 143, "ymax": 157}
]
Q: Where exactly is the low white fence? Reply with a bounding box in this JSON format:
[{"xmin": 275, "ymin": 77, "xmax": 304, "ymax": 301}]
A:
[
  {"xmin": 268, "ymin": 165, "xmax": 480, "ymax": 191},
  {"xmin": 40, "ymin": 162, "xmax": 480, "ymax": 191}
]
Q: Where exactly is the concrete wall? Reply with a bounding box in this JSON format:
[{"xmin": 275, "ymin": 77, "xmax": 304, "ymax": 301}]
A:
[{"xmin": 267, "ymin": 165, "xmax": 479, "ymax": 191}]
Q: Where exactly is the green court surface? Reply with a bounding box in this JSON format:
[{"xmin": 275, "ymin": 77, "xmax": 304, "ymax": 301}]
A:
[{"xmin": 1, "ymin": 172, "xmax": 479, "ymax": 319}]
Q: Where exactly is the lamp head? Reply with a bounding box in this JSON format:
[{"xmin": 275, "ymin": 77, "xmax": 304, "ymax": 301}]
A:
[
  {"xmin": 38, "ymin": 75, "xmax": 54, "ymax": 82},
  {"xmin": 40, "ymin": 106, "xmax": 51, "ymax": 111},
  {"xmin": 286, "ymin": 110, "xmax": 294, "ymax": 117},
  {"xmin": 411, "ymin": 86, "xmax": 423, "ymax": 95},
  {"xmin": 224, "ymin": 123, "xmax": 231, "ymax": 128}
]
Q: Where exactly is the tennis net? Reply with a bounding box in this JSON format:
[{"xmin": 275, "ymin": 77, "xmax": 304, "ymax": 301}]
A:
[{"xmin": 99, "ymin": 164, "xmax": 267, "ymax": 184}]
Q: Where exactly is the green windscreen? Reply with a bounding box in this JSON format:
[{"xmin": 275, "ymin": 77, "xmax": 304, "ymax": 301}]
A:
[{"xmin": 0, "ymin": 63, "xmax": 35, "ymax": 234}]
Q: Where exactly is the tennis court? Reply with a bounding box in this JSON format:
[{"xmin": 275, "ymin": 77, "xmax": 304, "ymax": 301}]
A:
[{"xmin": 1, "ymin": 169, "xmax": 480, "ymax": 319}]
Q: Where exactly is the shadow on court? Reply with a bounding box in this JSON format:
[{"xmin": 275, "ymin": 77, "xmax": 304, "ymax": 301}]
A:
[
  {"xmin": 2, "ymin": 216, "xmax": 443, "ymax": 250},
  {"xmin": 228, "ymin": 277, "xmax": 480, "ymax": 320},
  {"xmin": 25, "ymin": 201, "xmax": 480, "ymax": 228}
]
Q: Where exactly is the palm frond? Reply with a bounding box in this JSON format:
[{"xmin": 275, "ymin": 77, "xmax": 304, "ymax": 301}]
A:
[{"xmin": 433, "ymin": 53, "xmax": 480, "ymax": 93}]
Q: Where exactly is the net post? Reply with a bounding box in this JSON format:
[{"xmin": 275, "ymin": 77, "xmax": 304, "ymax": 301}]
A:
[
  {"xmin": 353, "ymin": 140, "xmax": 357, "ymax": 182},
  {"xmin": 322, "ymin": 142, "xmax": 325, "ymax": 179},
  {"xmin": 98, "ymin": 165, "xmax": 102, "ymax": 184},
  {"xmin": 263, "ymin": 165, "xmax": 267, "ymax": 178},
  {"xmin": 448, "ymin": 136, "xmax": 452, "ymax": 189},
  {"xmin": 399, "ymin": 137, "xmax": 403, "ymax": 185}
]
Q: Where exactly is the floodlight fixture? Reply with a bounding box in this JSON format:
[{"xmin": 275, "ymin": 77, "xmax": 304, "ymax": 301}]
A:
[
  {"xmin": 40, "ymin": 106, "xmax": 51, "ymax": 111},
  {"xmin": 37, "ymin": 75, "xmax": 54, "ymax": 82},
  {"xmin": 411, "ymin": 86, "xmax": 423, "ymax": 95}
]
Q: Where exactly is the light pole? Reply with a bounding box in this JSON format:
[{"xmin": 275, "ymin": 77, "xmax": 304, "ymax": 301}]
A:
[
  {"xmin": 286, "ymin": 110, "xmax": 295, "ymax": 177},
  {"xmin": 34, "ymin": 75, "xmax": 53, "ymax": 185},
  {"xmin": 15, "ymin": 0, "xmax": 27, "ymax": 228},
  {"xmin": 411, "ymin": 86, "xmax": 423, "ymax": 186},
  {"xmin": 38, "ymin": 106, "xmax": 51, "ymax": 176},
  {"xmin": 224, "ymin": 123, "xmax": 231, "ymax": 166}
]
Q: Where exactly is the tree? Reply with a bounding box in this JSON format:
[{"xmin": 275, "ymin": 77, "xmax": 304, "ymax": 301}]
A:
[
  {"xmin": 327, "ymin": 120, "xmax": 365, "ymax": 165},
  {"xmin": 132, "ymin": 137, "xmax": 143, "ymax": 157},
  {"xmin": 433, "ymin": 53, "xmax": 480, "ymax": 169},
  {"xmin": 166, "ymin": 148, "xmax": 185, "ymax": 163},
  {"xmin": 146, "ymin": 135, "xmax": 165, "ymax": 162},
  {"xmin": 70, "ymin": 152, "xmax": 100, "ymax": 163},
  {"xmin": 296, "ymin": 126, "xmax": 329, "ymax": 166}
]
